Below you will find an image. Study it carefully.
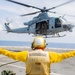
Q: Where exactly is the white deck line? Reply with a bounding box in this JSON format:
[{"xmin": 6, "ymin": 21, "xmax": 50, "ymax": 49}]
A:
[{"xmin": 0, "ymin": 61, "xmax": 25, "ymax": 69}]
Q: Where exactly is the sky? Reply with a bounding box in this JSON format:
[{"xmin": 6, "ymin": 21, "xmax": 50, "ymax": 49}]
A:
[{"xmin": 0, "ymin": 0, "xmax": 75, "ymax": 43}]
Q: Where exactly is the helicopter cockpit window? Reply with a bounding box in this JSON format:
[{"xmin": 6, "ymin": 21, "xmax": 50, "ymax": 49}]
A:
[
  {"xmin": 55, "ymin": 18, "xmax": 61, "ymax": 28},
  {"xmin": 36, "ymin": 20, "xmax": 49, "ymax": 34}
]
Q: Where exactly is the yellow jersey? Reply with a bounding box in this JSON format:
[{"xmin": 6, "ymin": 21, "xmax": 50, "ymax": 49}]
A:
[{"xmin": 0, "ymin": 48, "xmax": 75, "ymax": 75}]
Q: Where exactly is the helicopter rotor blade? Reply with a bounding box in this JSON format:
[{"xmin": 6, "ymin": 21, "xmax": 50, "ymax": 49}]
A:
[
  {"xmin": 48, "ymin": 11, "xmax": 75, "ymax": 17},
  {"xmin": 6, "ymin": 0, "xmax": 42, "ymax": 10},
  {"xmin": 20, "ymin": 11, "xmax": 41, "ymax": 16},
  {"xmin": 48, "ymin": 11, "xmax": 56, "ymax": 14},
  {"xmin": 47, "ymin": 0, "xmax": 75, "ymax": 11}
]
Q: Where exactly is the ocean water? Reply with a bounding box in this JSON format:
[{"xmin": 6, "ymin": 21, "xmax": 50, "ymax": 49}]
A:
[{"xmin": 0, "ymin": 40, "xmax": 75, "ymax": 49}]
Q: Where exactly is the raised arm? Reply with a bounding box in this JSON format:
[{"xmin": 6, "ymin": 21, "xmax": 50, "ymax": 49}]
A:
[
  {"xmin": 49, "ymin": 50, "xmax": 75, "ymax": 64},
  {"xmin": 0, "ymin": 48, "xmax": 28, "ymax": 62}
]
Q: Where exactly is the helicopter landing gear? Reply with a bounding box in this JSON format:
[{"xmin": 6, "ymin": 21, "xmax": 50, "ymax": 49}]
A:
[{"xmin": 43, "ymin": 34, "xmax": 66, "ymax": 38}]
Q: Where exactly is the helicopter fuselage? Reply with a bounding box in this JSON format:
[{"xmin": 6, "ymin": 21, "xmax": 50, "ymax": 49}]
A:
[{"xmin": 28, "ymin": 16, "xmax": 66, "ymax": 35}]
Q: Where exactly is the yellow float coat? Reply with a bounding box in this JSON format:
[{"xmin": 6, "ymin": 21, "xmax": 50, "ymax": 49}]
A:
[{"xmin": 0, "ymin": 48, "xmax": 75, "ymax": 75}]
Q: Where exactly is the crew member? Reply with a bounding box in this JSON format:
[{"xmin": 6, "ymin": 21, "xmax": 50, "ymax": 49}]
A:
[{"xmin": 0, "ymin": 36, "xmax": 75, "ymax": 75}]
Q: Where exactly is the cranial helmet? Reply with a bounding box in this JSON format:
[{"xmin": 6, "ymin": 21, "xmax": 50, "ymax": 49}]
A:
[{"xmin": 31, "ymin": 36, "xmax": 46, "ymax": 50}]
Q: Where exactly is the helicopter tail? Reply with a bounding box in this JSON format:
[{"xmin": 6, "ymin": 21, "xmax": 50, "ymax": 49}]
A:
[{"xmin": 4, "ymin": 23, "xmax": 11, "ymax": 32}]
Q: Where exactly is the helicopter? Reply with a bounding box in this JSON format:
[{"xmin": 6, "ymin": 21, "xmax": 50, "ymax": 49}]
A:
[{"xmin": 4, "ymin": 0, "xmax": 75, "ymax": 38}]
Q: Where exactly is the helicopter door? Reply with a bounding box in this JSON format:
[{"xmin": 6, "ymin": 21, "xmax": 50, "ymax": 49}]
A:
[
  {"xmin": 55, "ymin": 18, "xmax": 61, "ymax": 28},
  {"xmin": 36, "ymin": 21, "xmax": 49, "ymax": 34}
]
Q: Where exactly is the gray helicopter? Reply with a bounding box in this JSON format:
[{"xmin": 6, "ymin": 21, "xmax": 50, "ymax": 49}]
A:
[{"xmin": 4, "ymin": 0, "xmax": 75, "ymax": 38}]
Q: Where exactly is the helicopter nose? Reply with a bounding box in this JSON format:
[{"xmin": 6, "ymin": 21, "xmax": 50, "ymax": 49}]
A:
[
  {"xmin": 63, "ymin": 24, "xmax": 75, "ymax": 32},
  {"xmin": 67, "ymin": 24, "xmax": 75, "ymax": 32},
  {"xmin": 68, "ymin": 24, "xmax": 75, "ymax": 29}
]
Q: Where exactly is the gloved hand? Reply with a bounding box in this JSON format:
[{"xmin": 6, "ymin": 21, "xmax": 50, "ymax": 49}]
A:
[{"xmin": 1, "ymin": 70, "xmax": 16, "ymax": 75}]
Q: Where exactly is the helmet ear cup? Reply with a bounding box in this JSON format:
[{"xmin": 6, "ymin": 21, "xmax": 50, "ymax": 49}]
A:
[
  {"xmin": 31, "ymin": 42, "xmax": 35, "ymax": 50},
  {"xmin": 45, "ymin": 43, "xmax": 48, "ymax": 48},
  {"xmin": 44, "ymin": 43, "xmax": 46, "ymax": 48},
  {"xmin": 31, "ymin": 42, "xmax": 33, "ymax": 49},
  {"xmin": 44, "ymin": 40, "xmax": 46, "ymax": 48}
]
